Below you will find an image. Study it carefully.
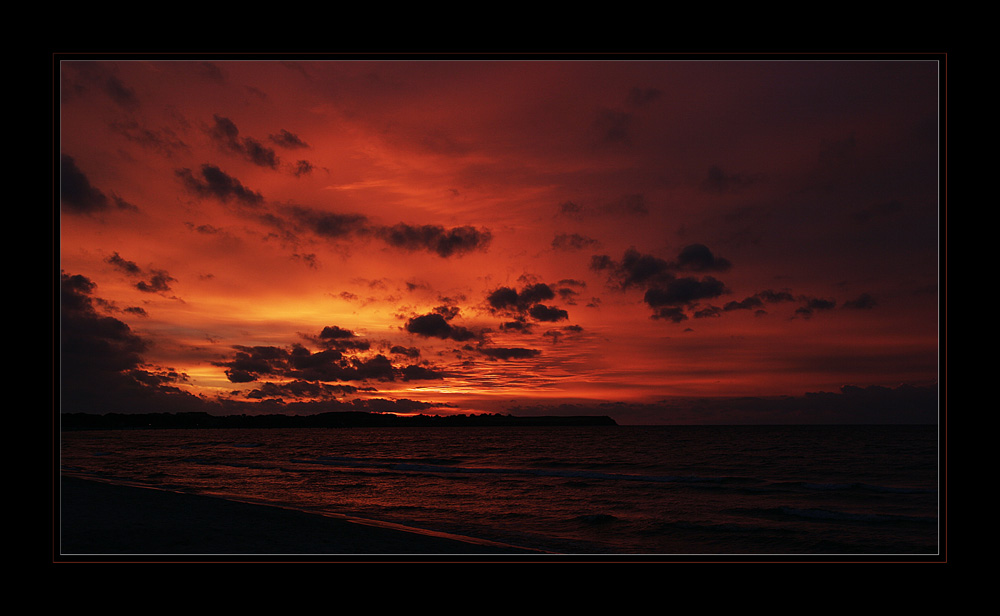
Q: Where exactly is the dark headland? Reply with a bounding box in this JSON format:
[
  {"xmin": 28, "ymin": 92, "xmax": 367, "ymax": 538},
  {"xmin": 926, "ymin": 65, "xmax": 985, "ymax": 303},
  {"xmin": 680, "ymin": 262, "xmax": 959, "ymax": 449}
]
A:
[{"xmin": 60, "ymin": 411, "xmax": 618, "ymax": 431}]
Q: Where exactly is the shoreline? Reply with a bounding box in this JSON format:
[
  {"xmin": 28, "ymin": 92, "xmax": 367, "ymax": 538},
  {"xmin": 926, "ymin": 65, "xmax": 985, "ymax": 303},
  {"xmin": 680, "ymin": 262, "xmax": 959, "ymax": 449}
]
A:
[{"xmin": 57, "ymin": 475, "xmax": 542, "ymax": 559}]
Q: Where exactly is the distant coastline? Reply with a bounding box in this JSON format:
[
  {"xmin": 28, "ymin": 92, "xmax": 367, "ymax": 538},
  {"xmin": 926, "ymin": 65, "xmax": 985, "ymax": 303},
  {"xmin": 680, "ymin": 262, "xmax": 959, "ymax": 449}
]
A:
[{"xmin": 60, "ymin": 411, "xmax": 618, "ymax": 431}]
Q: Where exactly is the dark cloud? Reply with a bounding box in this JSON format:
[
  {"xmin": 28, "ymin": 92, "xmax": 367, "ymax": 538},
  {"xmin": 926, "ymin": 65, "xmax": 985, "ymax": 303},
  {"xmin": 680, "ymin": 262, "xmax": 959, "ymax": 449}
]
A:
[
  {"xmin": 479, "ymin": 346, "xmax": 542, "ymax": 361},
  {"xmin": 269, "ymin": 129, "xmax": 310, "ymax": 149},
  {"xmin": 594, "ymin": 246, "xmax": 736, "ymax": 322},
  {"xmin": 795, "ymin": 297, "xmax": 838, "ymax": 318},
  {"xmin": 209, "ymin": 115, "xmax": 280, "ymax": 169},
  {"xmin": 376, "ymin": 223, "xmax": 492, "ymax": 258},
  {"xmin": 674, "ymin": 244, "xmax": 732, "ymax": 273},
  {"xmin": 557, "ymin": 287, "xmax": 580, "ymax": 303},
  {"xmin": 102, "ymin": 74, "xmax": 140, "ymax": 109},
  {"xmin": 401, "ymin": 364, "xmax": 448, "ymax": 381},
  {"xmin": 105, "ymin": 252, "xmax": 176, "ymax": 294},
  {"xmin": 694, "ymin": 306, "xmax": 723, "ymax": 318},
  {"xmin": 217, "ymin": 334, "xmax": 445, "ymax": 384},
  {"xmin": 135, "ymin": 270, "xmax": 176, "ymax": 294},
  {"xmin": 319, "ymin": 325, "xmax": 357, "ymax": 340},
  {"xmin": 293, "ymin": 160, "xmax": 314, "ymax": 177},
  {"xmin": 433, "ymin": 304, "xmax": 461, "ymax": 321},
  {"xmin": 176, "ymin": 164, "xmax": 264, "ymax": 206},
  {"xmin": 110, "ymin": 120, "xmax": 189, "ymax": 157},
  {"xmin": 528, "ymin": 304, "xmax": 569, "ymax": 322},
  {"xmin": 60, "ymin": 272, "xmax": 199, "ymax": 414},
  {"xmin": 843, "ymin": 293, "xmax": 877, "ymax": 309},
  {"xmin": 61, "ymin": 155, "xmax": 110, "ymax": 213},
  {"xmin": 245, "ymin": 380, "xmax": 362, "ymax": 401},
  {"xmin": 486, "ymin": 283, "xmax": 568, "ymax": 323},
  {"xmin": 594, "ymin": 244, "xmax": 733, "ymax": 289},
  {"xmin": 390, "ymin": 345, "xmax": 421, "ymax": 358},
  {"xmin": 650, "ymin": 306, "xmax": 689, "ymax": 323},
  {"xmin": 592, "ymin": 247, "xmax": 672, "ymax": 289},
  {"xmin": 62, "ymin": 63, "xmax": 139, "ymax": 110},
  {"xmin": 287, "ymin": 206, "xmax": 368, "ymax": 239},
  {"xmin": 106, "ymin": 252, "xmax": 141, "ymax": 276},
  {"xmin": 805, "ymin": 298, "xmax": 837, "ymax": 311},
  {"xmin": 757, "ymin": 289, "xmax": 796, "ymax": 303},
  {"xmin": 405, "ymin": 313, "xmax": 477, "ymax": 341},
  {"xmin": 499, "ymin": 319, "xmax": 532, "ymax": 333},
  {"xmin": 723, "ymin": 296, "xmax": 764, "ymax": 312},
  {"xmin": 552, "ymin": 233, "xmax": 600, "ymax": 251}
]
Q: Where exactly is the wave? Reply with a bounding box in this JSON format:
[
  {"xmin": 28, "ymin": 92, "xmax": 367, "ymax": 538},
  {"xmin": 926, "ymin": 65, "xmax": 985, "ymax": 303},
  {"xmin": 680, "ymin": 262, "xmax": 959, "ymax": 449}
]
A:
[{"xmin": 299, "ymin": 455, "xmax": 756, "ymax": 486}]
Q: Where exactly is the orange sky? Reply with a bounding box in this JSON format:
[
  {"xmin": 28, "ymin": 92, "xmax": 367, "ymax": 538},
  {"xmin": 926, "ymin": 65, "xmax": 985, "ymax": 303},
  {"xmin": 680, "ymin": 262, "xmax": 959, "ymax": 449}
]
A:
[{"xmin": 57, "ymin": 57, "xmax": 942, "ymax": 424}]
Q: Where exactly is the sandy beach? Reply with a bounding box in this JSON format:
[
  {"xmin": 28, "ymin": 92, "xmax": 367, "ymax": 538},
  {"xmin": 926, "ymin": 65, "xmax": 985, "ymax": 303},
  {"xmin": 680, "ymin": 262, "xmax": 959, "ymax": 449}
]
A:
[{"xmin": 57, "ymin": 476, "xmax": 539, "ymax": 559}]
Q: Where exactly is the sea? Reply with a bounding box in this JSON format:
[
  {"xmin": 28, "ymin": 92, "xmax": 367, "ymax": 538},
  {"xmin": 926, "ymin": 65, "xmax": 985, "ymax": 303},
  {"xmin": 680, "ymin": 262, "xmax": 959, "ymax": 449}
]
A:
[{"xmin": 59, "ymin": 424, "xmax": 941, "ymax": 557}]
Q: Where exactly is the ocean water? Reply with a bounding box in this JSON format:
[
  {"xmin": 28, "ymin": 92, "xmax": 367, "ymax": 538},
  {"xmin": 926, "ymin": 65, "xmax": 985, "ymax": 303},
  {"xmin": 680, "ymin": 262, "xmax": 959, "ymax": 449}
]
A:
[{"xmin": 59, "ymin": 424, "xmax": 940, "ymax": 556}]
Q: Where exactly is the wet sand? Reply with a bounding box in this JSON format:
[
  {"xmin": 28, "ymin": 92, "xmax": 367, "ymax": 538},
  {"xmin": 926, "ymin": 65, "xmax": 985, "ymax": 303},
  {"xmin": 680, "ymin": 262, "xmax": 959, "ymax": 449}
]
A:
[{"xmin": 57, "ymin": 475, "xmax": 539, "ymax": 559}]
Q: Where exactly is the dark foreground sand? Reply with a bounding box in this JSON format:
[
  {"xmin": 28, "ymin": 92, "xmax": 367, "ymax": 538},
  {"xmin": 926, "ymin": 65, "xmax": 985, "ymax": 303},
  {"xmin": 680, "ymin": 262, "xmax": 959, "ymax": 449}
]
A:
[{"xmin": 58, "ymin": 476, "xmax": 539, "ymax": 558}]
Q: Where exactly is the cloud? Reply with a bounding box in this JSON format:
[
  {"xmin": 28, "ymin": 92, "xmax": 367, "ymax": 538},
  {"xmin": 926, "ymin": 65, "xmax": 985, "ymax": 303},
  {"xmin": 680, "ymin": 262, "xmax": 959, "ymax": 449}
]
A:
[
  {"xmin": 593, "ymin": 244, "xmax": 732, "ymax": 287},
  {"xmin": 293, "ymin": 160, "xmax": 314, "ymax": 177},
  {"xmin": 795, "ymin": 297, "xmax": 838, "ymax": 318},
  {"xmin": 60, "ymin": 272, "xmax": 199, "ymax": 414},
  {"xmin": 319, "ymin": 325, "xmax": 357, "ymax": 340},
  {"xmin": 756, "ymin": 289, "xmax": 796, "ymax": 303},
  {"xmin": 61, "ymin": 155, "xmax": 111, "ymax": 213},
  {"xmin": 217, "ymin": 329, "xmax": 448, "ymax": 385},
  {"xmin": 269, "ymin": 129, "xmax": 310, "ymax": 149},
  {"xmin": 487, "ymin": 283, "xmax": 554, "ymax": 312},
  {"xmin": 209, "ymin": 115, "xmax": 280, "ymax": 169},
  {"xmin": 286, "ymin": 206, "xmax": 368, "ymax": 239},
  {"xmin": 528, "ymin": 304, "xmax": 569, "ymax": 322},
  {"xmin": 401, "ymin": 364, "xmax": 448, "ymax": 381},
  {"xmin": 593, "ymin": 246, "xmax": 735, "ymax": 322},
  {"xmin": 390, "ymin": 345, "xmax": 421, "ymax": 358},
  {"xmin": 105, "ymin": 252, "xmax": 177, "ymax": 295},
  {"xmin": 591, "ymin": 247, "xmax": 672, "ymax": 289},
  {"xmin": 245, "ymin": 381, "xmax": 365, "ymax": 400},
  {"xmin": 478, "ymin": 346, "xmax": 542, "ymax": 361},
  {"xmin": 723, "ymin": 296, "xmax": 764, "ymax": 312},
  {"xmin": 673, "ymin": 244, "xmax": 732, "ymax": 272},
  {"xmin": 405, "ymin": 313, "xmax": 477, "ymax": 341},
  {"xmin": 176, "ymin": 164, "xmax": 264, "ymax": 206},
  {"xmin": 552, "ymin": 233, "xmax": 600, "ymax": 251},
  {"xmin": 842, "ymin": 293, "xmax": 877, "ymax": 309},
  {"xmin": 376, "ymin": 223, "xmax": 492, "ymax": 258},
  {"xmin": 110, "ymin": 120, "xmax": 189, "ymax": 157}
]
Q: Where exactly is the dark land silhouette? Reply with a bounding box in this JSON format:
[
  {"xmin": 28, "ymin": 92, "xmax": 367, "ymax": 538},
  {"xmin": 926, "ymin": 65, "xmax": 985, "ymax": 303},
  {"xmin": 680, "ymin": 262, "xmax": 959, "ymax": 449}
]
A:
[{"xmin": 60, "ymin": 411, "xmax": 618, "ymax": 431}]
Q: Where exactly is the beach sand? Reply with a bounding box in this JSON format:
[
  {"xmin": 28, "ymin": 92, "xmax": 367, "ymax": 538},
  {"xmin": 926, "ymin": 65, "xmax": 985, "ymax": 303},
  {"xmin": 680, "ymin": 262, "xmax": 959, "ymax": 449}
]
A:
[{"xmin": 57, "ymin": 476, "xmax": 539, "ymax": 559}]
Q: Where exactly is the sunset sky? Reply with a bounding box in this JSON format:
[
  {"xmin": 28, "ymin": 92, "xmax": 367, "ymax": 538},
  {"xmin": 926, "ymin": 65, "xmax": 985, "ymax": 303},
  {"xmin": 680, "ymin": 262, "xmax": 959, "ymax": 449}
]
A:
[{"xmin": 57, "ymin": 57, "xmax": 942, "ymax": 424}]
